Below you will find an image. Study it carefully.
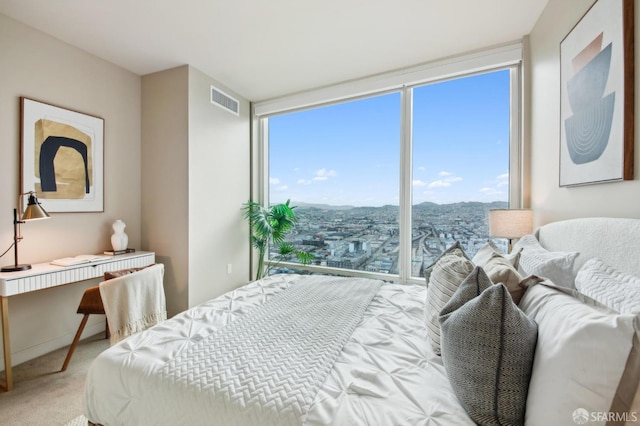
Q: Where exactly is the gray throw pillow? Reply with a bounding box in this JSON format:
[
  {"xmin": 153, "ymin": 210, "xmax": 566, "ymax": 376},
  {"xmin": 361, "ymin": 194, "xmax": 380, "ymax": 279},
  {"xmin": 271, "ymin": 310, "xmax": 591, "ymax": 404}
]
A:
[
  {"xmin": 440, "ymin": 269, "xmax": 538, "ymax": 426},
  {"xmin": 425, "ymin": 248, "xmax": 474, "ymax": 355},
  {"xmin": 440, "ymin": 265, "xmax": 493, "ymax": 305},
  {"xmin": 424, "ymin": 241, "xmax": 470, "ymax": 285}
]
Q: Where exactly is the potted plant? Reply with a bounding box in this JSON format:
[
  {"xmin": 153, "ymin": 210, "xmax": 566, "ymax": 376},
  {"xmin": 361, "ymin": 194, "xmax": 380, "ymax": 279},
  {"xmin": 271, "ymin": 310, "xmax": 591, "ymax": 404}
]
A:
[{"xmin": 242, "ymin": 199, "xmax": 313, "ymax": 280}]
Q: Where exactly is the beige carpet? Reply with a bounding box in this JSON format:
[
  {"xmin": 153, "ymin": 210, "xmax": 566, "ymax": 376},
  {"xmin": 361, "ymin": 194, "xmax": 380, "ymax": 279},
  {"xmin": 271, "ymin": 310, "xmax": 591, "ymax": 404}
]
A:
[{"xmin": 0, "ymin": 333, "xmax": 109, "ymax": 426}]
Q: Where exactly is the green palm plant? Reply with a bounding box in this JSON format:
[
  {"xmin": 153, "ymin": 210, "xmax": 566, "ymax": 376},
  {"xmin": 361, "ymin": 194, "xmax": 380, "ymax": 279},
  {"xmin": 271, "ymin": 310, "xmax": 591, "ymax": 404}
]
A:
[{"xmin": 242, "ymin": 199, "xmax": 313, "ymax": 280}]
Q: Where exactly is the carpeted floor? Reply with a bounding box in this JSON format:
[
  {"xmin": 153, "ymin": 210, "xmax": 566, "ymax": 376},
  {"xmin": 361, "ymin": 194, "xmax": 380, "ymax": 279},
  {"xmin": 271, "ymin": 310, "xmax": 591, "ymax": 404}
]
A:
[{"xmin": 0, "ymin": 333, "xmax": 109, "ymax": 426}]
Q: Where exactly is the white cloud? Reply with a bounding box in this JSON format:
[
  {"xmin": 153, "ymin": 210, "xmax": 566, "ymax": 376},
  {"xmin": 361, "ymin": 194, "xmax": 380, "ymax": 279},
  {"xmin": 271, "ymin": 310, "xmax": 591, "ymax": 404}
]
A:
[
  {"xmin": 269, "ymin": 177, "xmax": 280, "ymax": 185},
  {"xmin": 418, "ymin": 166, "xmax": 426, "ymax": 172},
  {"xmin": 317, "ymin": 168, "xmax": 337, "ymax": 177},
  {"xmin": 479, "ymin": 187, "xmax": 503, "ymax": 196},
  {"xmin": 496, "ymin": 172, "xmax": 509, "ymax": 187},
  {"xmin": 413, "ymin": 180, "xmax": 428, "ymax": 187},
  {"xmin": 427, "ymin": 174, "xmax": 462, "ymax": 188},
  {"xmin": 274, "ymin": 185, "xmax": 289, "ymax": 192},
  {"xmin": 428, "ymin": 180, "xmax": 451, "ymax": 188},
  {"xmin": 313, "ymin": 168, "xmax": 337, "ymax": 181},
  {"xmin": 297, "ymin": 179, "xmax": 311, "ymax": 185},
  {"xmin": 475, "ymin": 171, "xmax": 508, "ymax": 200}
]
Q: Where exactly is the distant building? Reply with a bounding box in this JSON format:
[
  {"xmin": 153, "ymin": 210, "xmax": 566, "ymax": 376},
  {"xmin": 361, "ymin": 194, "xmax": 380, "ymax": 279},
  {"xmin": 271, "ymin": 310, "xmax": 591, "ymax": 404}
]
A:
[
  {"xmin": 327, "ymin": 258, "xmax": 354, "ymax": 269},
  {"xmin": 302, "ymin": 239, "xmax": 325, "ymax": 247},
  {"xmin": 292, "ymin": 201, "xmax": 507, "ymax": 277},
  {"xmin": 348, "ymin": 239, "xmax": 370, "ymax": 254}
]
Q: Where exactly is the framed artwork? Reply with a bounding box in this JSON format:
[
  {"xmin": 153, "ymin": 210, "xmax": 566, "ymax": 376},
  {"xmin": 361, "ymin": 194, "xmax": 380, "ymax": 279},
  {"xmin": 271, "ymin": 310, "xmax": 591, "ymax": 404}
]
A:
[
  {"xmin": 21, "ymin": 97, "xmax": 104, "ymax": 212},
  {"xmin": 559, "ymin": 0, "xmax": 634, "ymax": 186}
]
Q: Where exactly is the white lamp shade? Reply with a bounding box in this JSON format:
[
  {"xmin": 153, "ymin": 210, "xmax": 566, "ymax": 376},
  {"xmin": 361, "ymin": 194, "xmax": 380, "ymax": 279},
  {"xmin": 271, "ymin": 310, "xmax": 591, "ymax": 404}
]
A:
[{"xmin": 489, "ymin": 209, "xmax": 533, "ymax": 239}]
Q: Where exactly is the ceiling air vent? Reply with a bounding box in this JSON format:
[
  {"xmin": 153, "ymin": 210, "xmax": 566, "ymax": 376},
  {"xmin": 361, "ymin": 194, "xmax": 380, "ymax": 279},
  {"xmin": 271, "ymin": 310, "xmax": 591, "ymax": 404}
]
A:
[{"xmin": 210, "ymin": 85, "xmax": 239, "ymax": 116}]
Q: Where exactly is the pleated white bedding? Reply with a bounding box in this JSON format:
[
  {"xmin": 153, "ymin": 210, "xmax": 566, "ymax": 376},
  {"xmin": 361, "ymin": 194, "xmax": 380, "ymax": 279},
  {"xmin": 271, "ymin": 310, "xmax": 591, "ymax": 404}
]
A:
[{"xmin": 84, "ymin": 274, "xmax": 473, "ymax": 425}]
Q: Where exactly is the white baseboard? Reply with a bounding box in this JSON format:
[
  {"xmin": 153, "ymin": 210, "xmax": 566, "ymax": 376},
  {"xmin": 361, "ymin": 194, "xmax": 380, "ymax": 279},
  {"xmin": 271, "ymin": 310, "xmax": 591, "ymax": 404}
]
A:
[{"xmin": 8, "ymin": 321, "xmax": 105, "ymax": 368}]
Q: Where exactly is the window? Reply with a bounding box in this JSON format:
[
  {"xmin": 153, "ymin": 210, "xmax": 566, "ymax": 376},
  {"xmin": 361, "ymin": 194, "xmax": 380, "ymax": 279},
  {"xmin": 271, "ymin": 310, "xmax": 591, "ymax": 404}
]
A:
[
  {"xmin": 412, "ymin": 71, "xmax": 511, "ymax": 278},
  {"xmin": 268, "ymin": 93, "xmax": 401, "ymax": 274},
  {"xmin": 255, "ymin": 44, "xmax": 522, "ymax": 284}
]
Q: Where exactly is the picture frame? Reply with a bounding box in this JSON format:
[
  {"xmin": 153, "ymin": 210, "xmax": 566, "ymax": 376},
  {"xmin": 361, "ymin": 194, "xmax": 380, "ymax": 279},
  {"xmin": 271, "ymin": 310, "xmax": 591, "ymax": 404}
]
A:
[
  {"xmin": 559, "ymin": 0, "xmax": 634, "ymax": 187},
  {"xmin": 21, "ymin": 97, "xmax": 104, "ymax": 212}
]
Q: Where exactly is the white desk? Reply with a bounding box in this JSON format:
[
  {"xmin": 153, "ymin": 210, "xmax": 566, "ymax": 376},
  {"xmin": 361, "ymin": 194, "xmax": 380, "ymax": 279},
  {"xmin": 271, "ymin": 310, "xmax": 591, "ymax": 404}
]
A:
[{"xmin": 0, "ymin": 251, "xmax": 155, "ymax": 391}]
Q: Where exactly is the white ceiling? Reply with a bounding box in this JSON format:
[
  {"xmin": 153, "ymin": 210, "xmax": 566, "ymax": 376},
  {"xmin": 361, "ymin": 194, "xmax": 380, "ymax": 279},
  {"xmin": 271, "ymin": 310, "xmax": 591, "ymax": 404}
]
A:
[{"xmin": 0, "ymin": 0, "xmax": 549, "ymax": 101}]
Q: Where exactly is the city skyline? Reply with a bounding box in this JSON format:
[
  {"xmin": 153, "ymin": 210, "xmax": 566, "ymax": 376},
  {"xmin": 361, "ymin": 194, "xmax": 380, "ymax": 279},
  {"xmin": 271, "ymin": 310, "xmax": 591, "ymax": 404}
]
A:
[
  {"xmin": 272, "ymin": 200, "xmax": 509, "ymax": 277},
  {"xmin": 268, "ymin": 69, "xmax": 510, "ymax": 207}
]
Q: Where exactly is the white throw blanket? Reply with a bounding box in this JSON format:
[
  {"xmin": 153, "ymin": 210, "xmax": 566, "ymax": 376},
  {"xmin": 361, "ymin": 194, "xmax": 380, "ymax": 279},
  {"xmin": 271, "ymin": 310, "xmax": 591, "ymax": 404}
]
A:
[
  {"xmin": 158, "ymin": 275, "xmax": 382, "ymax": 426},
  {"xmin": 99, "ymin": 263, "xmax": 167, "ymax": 344}
]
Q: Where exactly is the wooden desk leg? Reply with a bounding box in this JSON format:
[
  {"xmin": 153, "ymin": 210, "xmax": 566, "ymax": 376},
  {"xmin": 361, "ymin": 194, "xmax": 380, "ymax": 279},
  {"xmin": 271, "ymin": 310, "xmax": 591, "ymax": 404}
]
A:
[{"xmin": 0, "ymin": 296, "xmax": 12, "ymax": 391}]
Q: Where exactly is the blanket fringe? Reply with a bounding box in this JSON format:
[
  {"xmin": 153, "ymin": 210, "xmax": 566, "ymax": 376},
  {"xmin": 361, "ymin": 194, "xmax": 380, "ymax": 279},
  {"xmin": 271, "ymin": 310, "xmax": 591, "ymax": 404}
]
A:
[{"xmin": 110, "ymin": 311, "xmax": 167, "ymax": 344}]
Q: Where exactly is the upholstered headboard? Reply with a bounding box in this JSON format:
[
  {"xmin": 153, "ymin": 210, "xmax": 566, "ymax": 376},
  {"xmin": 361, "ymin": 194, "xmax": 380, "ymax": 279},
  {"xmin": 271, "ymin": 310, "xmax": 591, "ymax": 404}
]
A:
[{"xmin": 535, "ymin": 217, "xmax": 640, "ymax": 278}]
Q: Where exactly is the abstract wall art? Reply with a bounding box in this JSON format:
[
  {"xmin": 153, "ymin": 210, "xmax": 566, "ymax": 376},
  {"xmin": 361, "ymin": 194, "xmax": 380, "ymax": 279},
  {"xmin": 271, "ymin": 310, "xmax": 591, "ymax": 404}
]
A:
[
  {"xmin": 559, "ymin": 0, "xmax": 634, "ymax": 186},
  {"xmin": 21, "ymin": 98, "xmax": 104, "ymax": 212}
]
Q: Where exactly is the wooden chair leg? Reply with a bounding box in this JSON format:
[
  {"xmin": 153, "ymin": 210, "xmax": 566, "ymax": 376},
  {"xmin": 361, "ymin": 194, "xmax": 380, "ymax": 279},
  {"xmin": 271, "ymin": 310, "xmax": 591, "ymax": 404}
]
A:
[{"xmin": 61, "ymin": 314, "xmax": 90, "ymax": 372}]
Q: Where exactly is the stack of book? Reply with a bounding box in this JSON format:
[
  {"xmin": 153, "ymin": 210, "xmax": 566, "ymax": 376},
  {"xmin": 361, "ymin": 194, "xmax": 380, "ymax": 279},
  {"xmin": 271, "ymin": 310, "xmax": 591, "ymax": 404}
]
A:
[{"xmin": 103, "ymin": 248, "xmax": 136, "ymax": 256}]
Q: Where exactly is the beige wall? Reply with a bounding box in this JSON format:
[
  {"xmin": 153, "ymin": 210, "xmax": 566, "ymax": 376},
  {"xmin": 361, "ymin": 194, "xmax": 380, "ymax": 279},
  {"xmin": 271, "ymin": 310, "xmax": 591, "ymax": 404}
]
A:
[
  {"xmin": 0, "ymin": 14, "xmax": 142, "ymax": 366},
  {"xmin": 187, "ymin": 67, "xmax": 251, "ymax": 307},
  {"xmin": 528, "ymin": 0, "xmax": 640, "ymax": 226},
  {"xmin": 141, "ymin": 66, "xmax": 251, "ymax": 316},
  {"xmin": 141, "ymin": 66, "xmax": 190, "ymax": 317}
]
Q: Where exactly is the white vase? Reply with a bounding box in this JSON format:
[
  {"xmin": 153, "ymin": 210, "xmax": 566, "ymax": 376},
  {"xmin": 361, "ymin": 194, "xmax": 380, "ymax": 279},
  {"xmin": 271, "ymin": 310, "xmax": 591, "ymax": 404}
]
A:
[{"xmin": 111, "ymin": 219, "xmax": 129, "ymax": 251}]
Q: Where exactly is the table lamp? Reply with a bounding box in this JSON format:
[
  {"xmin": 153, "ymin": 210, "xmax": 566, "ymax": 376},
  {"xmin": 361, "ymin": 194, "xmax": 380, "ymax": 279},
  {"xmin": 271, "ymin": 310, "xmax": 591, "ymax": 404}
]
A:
[
  {"xmin": 1, "ymin": 192, "xmax": 50, "ymax": 272},
  {"xmin": 489, "ymin": 209, "xmax": 533, "ymax": 253}
]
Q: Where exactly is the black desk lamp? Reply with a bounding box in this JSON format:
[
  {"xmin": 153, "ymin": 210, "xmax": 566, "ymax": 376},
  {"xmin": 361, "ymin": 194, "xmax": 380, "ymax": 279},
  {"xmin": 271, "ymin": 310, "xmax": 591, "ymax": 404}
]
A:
[{"xmin": 1, "ymin": 192, "xmax": 50, "ymax": 272}]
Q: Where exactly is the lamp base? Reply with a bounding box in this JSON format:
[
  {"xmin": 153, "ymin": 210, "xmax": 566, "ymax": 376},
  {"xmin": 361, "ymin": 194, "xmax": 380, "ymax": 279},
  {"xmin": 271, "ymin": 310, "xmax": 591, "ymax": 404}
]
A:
[{"xmin": 1, "ymin": 264, "xmax": 32, "ymax": 272}]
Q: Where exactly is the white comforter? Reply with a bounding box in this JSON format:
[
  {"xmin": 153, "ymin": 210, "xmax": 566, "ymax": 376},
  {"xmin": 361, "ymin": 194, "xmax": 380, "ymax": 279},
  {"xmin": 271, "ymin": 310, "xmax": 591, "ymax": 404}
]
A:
[{"xmin": 84, "ymin": 274, "xmax": 473, "ymax": 425}]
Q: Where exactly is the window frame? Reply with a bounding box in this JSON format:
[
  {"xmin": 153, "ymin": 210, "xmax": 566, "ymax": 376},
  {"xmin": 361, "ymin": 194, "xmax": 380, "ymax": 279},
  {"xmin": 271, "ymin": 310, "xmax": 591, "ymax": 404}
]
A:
[{"xmin": 252, "ymin": 43, "xmax": 523, "ymax": 285}]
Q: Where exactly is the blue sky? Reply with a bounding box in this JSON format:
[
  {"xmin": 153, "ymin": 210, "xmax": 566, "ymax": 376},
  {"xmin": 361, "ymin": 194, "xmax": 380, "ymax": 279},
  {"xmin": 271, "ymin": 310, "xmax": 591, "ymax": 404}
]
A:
[{"xmin": 269, "ymin": 70, "xmax": 510, "ymax": 207}]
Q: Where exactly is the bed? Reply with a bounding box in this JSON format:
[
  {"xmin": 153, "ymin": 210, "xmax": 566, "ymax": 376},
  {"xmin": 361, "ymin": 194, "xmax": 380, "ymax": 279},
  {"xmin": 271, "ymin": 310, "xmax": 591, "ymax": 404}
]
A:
[{"xmin": 84, "ymin": 217, "xmax": 640, "ymax": 425}]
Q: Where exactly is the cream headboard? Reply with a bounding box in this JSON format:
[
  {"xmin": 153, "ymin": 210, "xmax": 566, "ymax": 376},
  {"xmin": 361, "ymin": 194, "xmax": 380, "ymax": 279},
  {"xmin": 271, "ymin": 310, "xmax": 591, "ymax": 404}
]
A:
[
  {"xmin": 537, "ymin": 217, "xmax": 640, "ymax": 425},
  {"xmin": 535, "ymin": 217, "xmax": 640, "ymax": 278}
]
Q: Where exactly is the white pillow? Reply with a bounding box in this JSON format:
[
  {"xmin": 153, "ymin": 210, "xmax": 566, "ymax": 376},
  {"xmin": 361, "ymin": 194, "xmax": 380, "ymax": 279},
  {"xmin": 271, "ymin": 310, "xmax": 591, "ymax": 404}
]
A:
[
  {"xmin": 512, "ymin": 235, "xmax": 579, "ymax": 288},
  {"xmin": 576, "ymin": 258, "xmax": 640, "ymax": 315},
  {"xmin": 519, "ymin": 282, "xmax": 640, "ymax": 426}
]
